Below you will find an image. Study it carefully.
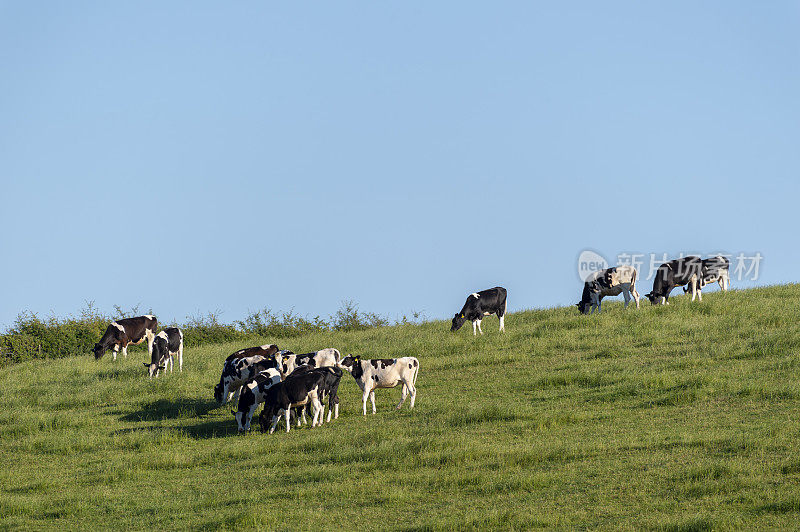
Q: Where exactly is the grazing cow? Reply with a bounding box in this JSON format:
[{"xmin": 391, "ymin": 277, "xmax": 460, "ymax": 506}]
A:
[
  {"xmin": 339, "ymin": 355, "xmax": 419, "ymax": 415},
  {"xmin": 143, "ymin": 327, "xmax": 183, "ymax": 378},
  {"xmin": 644, "ymin": 256, "xmax": 703, "ymax": 305},
  {"xmin": 213, "ymin": 344, "xmax": 281, "ymax": 404},
  {"xmin": 93, "ymin": 315, "xmax": 158, "ymax": 360},
  {"xmin": 233, "ymin": 368, "xmax": 282, "ymax": 432},
  {"xmin": 258, "ymin": 370, "xmax": 327, "ymax": 434},
  {"xmin": 451, "ymin": 287, "xmax": 507, "ymax": 336},
  {"xmin": 683, "ymin": 255, "xmax": 731, "ymax": 294},
  {"xmin": 576, "ymin": 265, "xmax": 640, "ymax": 314},
  {"xmin": 258, "ymin": 366, "xmax": 343, "ymax": 431},
  {"xmin": 279, "ymin": 348, "xmax": 341, "ymax": 376}
]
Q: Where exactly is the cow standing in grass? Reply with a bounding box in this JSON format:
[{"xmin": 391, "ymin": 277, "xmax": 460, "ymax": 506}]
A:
[
  {"xmin": 576, "ymin": 266, "xmax": 640, "ymax": 314},
  {"xmin": 143, "ymin": 327, "xmax": 183, "ymax": 378},
  {"xmin": 339, "ymin": 355, "xmax": 419, "ymax": 415},
  {"xmin": 451, "ymin": 287, "xmax": 507, "ymax": 336},
  {"xmin": 233, "ymin": 368, "xmax": 282, "ymax": 432},
  {"xmin": 645, "ymin": 256, "xmax": 703, "ymax": 305},
  {"xmin": 213, "ymin": 344, "xmax": 281, "ymax": 404},
  {"xmin": 257, "ymin": 369, "xmax": 328, "ymax": 434},
  {"xmin": 93, "ymin": 315, "xmax": 158, "ymax": 360},
  {"xmin": 683, "ymin": 255, "xmax": 731, "ymax": 295}
]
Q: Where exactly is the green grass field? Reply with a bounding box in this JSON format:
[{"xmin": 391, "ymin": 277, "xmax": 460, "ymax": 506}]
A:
[{"xmin": 2, "ymin": 285, "xmax": 800, "ymax": 530}]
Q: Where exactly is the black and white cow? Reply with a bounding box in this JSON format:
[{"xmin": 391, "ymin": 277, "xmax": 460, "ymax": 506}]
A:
[
  {"xmin": 258, "ymin": 366, "xmax": 343, "ymax": 431},
  {"xmin": 644, "ymin": 256, "xmax": 703, "ymax": 305},
  {"xmin": 339, "ymin": 355, "xmax": 419, "ymax": 415},
  {"xmin": 257, "ymin": 370, "xmax": 328, "ymax": 434},
  {"xmin": 233, "ymin": 368, "xmax": 282, "ymax": 432},
  {"xmin": 93, "ymin": 315, "xmax": 158, "ymax": 360},
  {"xmin": 279, "ymin": 348, "xmax": 340, "ymax": 376},
  {"xmin": 451, "ymin": 286, "xmax": 507, "ymax": 335},
  {"xmin": 143, "ymin": 327, "xmax": 183, "ymax": 378},
  {"xmin": 213, "ymin": 344, "xmax": 281, "ymax": 404},
  {"xmin": 576, "ymin": 265, "xmax": 640, "ymax": 314},
  {"xmin": 683, "ymin": 255, "xmax": 731, "ymax": 294}
]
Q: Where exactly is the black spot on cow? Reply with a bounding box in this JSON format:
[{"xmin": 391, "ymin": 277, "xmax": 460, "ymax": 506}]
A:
[{"xmin": 413, "ymin": 359, "xmax": 418, "ymax": 367}]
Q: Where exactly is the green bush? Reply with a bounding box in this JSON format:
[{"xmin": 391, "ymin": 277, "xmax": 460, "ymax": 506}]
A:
[{"xmin": 0, "ymin": 301, "xmax": 394, "ymax": 366}]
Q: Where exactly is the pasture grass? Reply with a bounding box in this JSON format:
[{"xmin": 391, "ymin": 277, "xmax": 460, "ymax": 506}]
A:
[{"xmin": 2, "ymin": 285, "xmax": 800, "ymax": 530}]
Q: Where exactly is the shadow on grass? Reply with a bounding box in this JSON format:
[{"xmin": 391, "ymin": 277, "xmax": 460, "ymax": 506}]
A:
[
  {"xmin": 113, "ymin": 417, "xmax": 238, "ymax": 439},
  {"xmin": 119, "ymin": 397, "xmax": 219, "ymax": 422}
]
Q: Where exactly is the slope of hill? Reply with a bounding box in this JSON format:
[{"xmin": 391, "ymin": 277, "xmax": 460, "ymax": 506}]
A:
[{"xmin": 2, "ymin": 285, "xmax": 799, "ymax": 529}]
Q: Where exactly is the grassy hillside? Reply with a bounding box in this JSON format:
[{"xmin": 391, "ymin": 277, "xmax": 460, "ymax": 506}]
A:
[{"xmin": 2, "ymin": 285, "xmax": 800, "ymax": 530}]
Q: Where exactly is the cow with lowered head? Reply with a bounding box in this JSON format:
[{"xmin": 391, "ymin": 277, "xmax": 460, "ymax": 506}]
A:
[
  {"xmin": 451, "ymin": 286, "xmax": 507, "ymax": 336},
  {"xmin": 683, "ymin": 255, "xmax": 731, "ymax": 295},
  {"xmin": 257, "ymin": 366, "xmax": 343, "ymax": 432},
  {"xmin": 143, "ymin": 327, "xmax": 183, "ymax": 378},
  {"xmin": 257, "ymin": 369, "xmax": 328, "ymax": 434},
  {"xmin": 233, "ymin": 367, "xmax": 283, "ymax": 432},
  {"xmin": 213, "ymin": 344, "xmax": 281, "ymax": 404},
  {"xmin": 93, "ymin": 315, "xmax": 158, "ymax": 361},
  {"xmin": 576, "ymin": 265, "xmax": 640, "ymax": 314},
  {"xmin": 644, "ymin": 256, "xmax": 703, "ymax": 305}
]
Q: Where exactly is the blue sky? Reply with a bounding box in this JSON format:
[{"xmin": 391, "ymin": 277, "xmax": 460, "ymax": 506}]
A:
[{"xmin": 1, "ymin": 2, "xmax": 799, "ymax": 329}]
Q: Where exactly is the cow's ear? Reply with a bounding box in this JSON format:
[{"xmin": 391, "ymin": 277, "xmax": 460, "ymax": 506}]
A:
[{"xmin": 143, "ymin": 363, "xmax": 149, "ymax": 367}]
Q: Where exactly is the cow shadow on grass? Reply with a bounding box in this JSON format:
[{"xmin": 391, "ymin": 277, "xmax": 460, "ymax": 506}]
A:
[
  {"xmin": 119, "ymin": 397, "xmax": 220, "ymax": 422},
  {"xmin": 113, "ymin": 418, "xmax": 239, "ymax": 439}
]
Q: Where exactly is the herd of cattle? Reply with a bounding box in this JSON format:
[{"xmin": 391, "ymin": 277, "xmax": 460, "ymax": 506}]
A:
[{"xmin": 89, "ymin": 255, "xmax": 728, "ymax": 433}]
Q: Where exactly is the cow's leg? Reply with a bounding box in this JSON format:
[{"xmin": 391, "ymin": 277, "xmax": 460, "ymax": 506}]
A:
[
  {"xmin": 268, "ymin": 413, "xmax": 281, "ymax": 434},
  {"xmin": 286, "ymin": 408, "xmax": 291, "ymax": 433},
  {"xmin": 146, "ymin": 330, "xmax": 155, "ymax": 356},
  {"xmin": 311, "ymin": 395, "xmax": 322, "ymax": 427},
  {"xmin": 397, "ymin": 383, "xmax": 408, "ymax": 409},
  {"xmin": 406, "ymin": 377, "xmax": 417, "ymax": 409},
  {"xmin": 499, "ymin": 315, "xmax": 505, "ymax": 332},
  {"xmin": 623, "ymin": 289, "xmax": 630, "ymax": 309},
  {"xmin": 472, "ymin": 320, "xmax": 477, "ymax": 336},
  {"xmin": 690, "ymin": 277, "xmax": 698, "ymax": 302},
  {"xmin": 476, "ymin": 319, "xmax": 483, "ymax": 335},
  {"xmin": 334, "ymin": 401, "xmax": 339, "ymax": 419},
  {"xmin": 232, "ymin": 386, "xmax": 241, "ymax": 404},
  {"xmin": 178, "ymin": 344, "xmax": 183, "ymax": 372},
  {"xmin": 121, "ymin": 345, "xmax": 128, "ymax": 358},
  {"xmin": 112, "ymin": 345, "xmax": 119, "ymax": 361},
  {"xmin": 362, "ymin": 390, "xmax": 369, "ymax": 416},
  {"xmin": 633, "ymin": 287, "xmax": 640, "ymax": 308},
  {"xmin": 370, "ymin": 390, "xmax": 377, "ymax": 414}
]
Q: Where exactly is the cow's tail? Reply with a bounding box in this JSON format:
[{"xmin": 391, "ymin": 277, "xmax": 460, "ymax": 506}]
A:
[
  {"xmin": 413, "ymin": 358, "xmax": 419, "ymax": 387},
  {"xmin": 630, "ymin": 267, "xmax": 637, "ymax": 293}
]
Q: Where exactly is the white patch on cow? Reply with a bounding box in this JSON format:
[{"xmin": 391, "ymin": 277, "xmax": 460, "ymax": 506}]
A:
[
  {"xmin": 156, "ymin": 331, "xmax": 168, "ymax": 341},
  {"xmin": 260, "ymin": 344, "xmax": 272, "ymax": 350},
  {"xmin": 111, "ymin": 322, "xmax": 125, "ymax": 332},
  {"xmin": 145, "ymin": 314, "xmax": 155, "ymax": 320},
  {"xmin": 471, "ymin": 292, "xmax": 480, "ymax": 299}
]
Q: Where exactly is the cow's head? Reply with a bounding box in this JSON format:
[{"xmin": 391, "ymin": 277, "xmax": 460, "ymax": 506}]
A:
[
  {"xmin": 338, "ymin": 354, "xmax": 359, "ymax": 372},
  {"xmin": 92, "ymin": 343, "xmax": 106, "ymax": 359},
  {"xmin": 644, "ymin": 291, "xmax": 660, "ymax": 305},
  {"xmin": 451, "ymin": 313, "xmax": 466, "ymax": 332},
  {"xmin": 576, "ymin": 300, "xmax": 590, "ymax": 314},
  {"xmin": 213, "ymin": 382, "xmax": 224, "ymax": 404},
  {"xmin": 143, "ymin": 361, "xmax": 166, "ymax": 378}
]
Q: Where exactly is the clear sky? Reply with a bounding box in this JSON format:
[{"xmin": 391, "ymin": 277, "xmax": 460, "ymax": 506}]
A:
[{"xmin": 1, "ymin": 2, "xmax": 799, "ymax": 329}]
